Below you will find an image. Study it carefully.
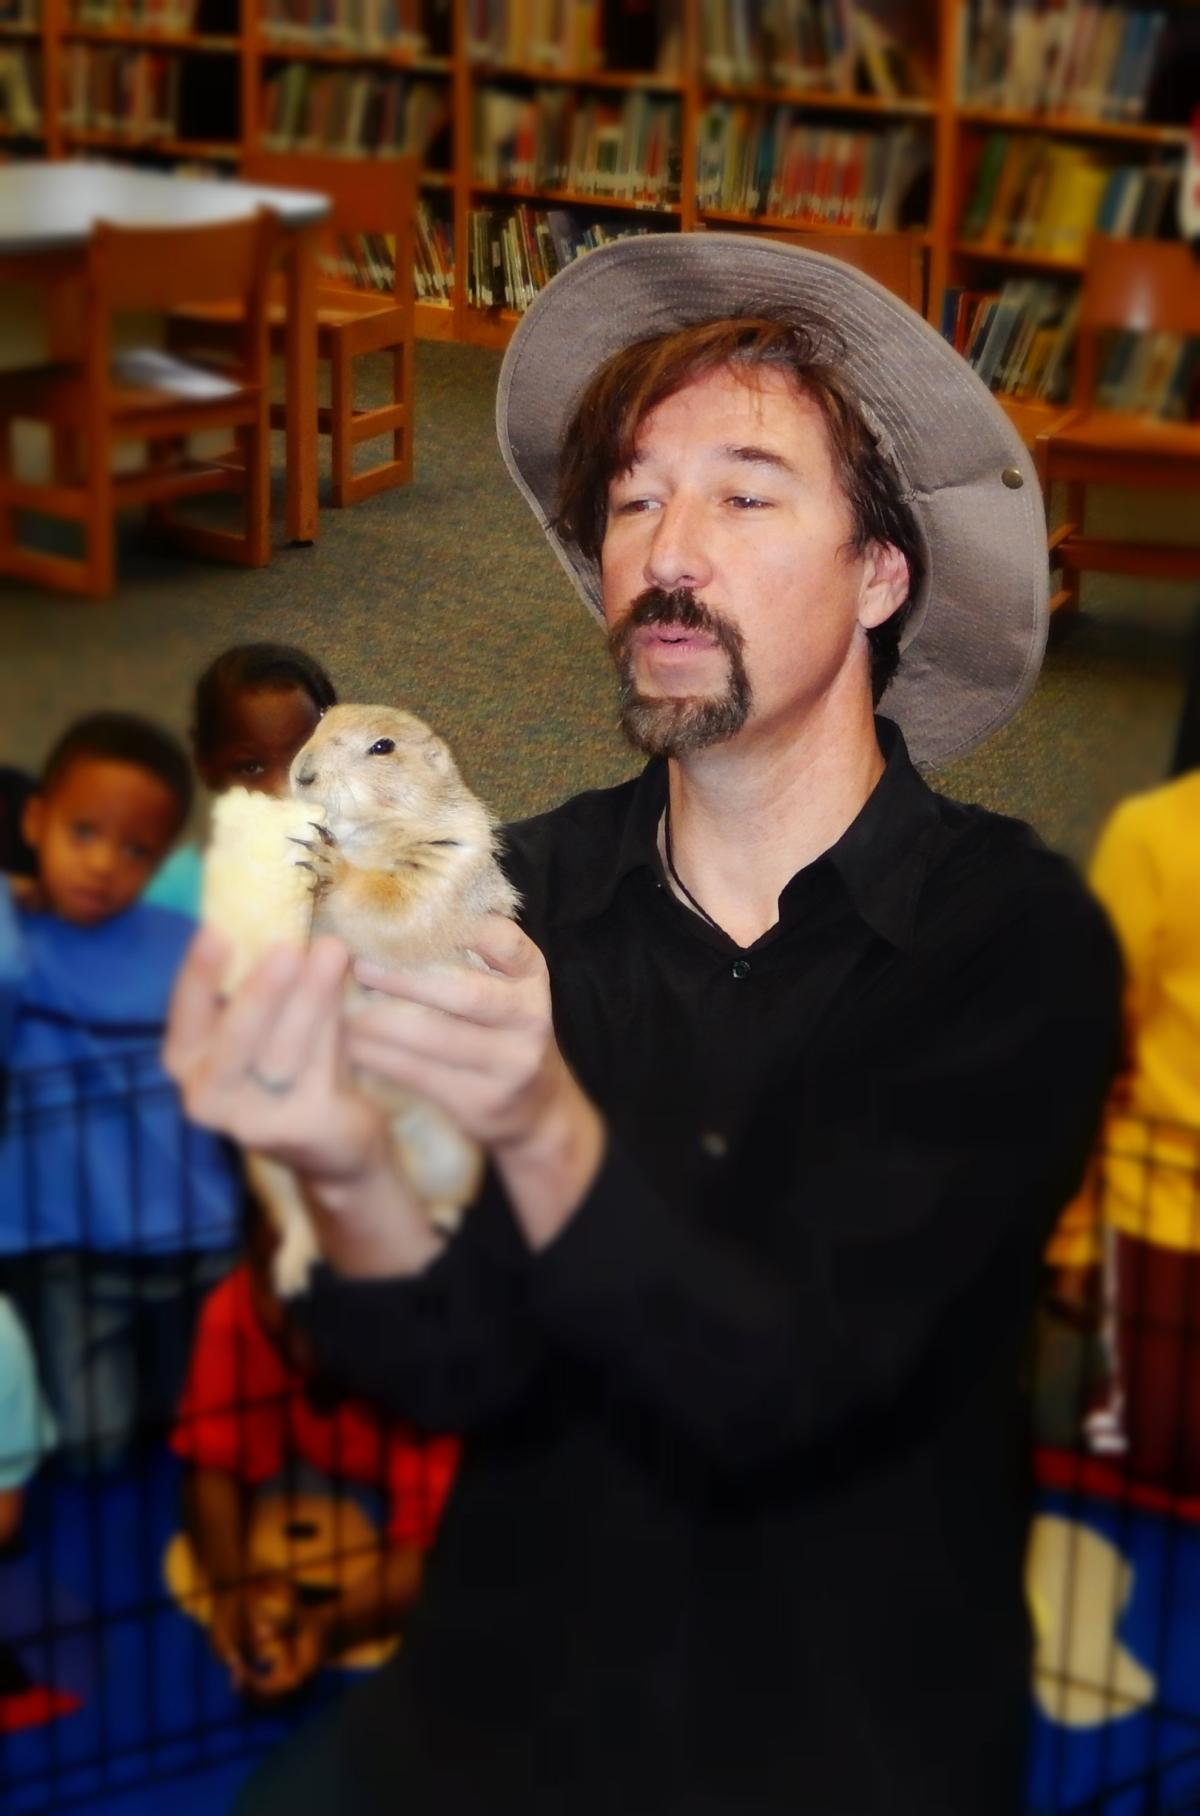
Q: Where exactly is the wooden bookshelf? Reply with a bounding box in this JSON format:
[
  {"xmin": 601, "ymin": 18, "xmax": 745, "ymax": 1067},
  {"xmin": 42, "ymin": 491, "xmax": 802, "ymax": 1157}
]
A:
[{"xmin": 4, "ymin": 0, "xmax": 1191, "ymax": 429}]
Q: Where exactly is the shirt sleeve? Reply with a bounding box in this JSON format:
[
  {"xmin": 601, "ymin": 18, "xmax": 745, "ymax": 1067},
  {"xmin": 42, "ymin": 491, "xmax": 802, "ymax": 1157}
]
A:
[
  {"xmin": 524, "ymin": 880, "xmax": 1122, "ymax": 1476},
  {"xmin": 296, "ymin": 1165, "xmax": 547, "ymax": 1432},
  {"xmin": 0, "ymin": 1296, "xmax": 56, "ymax": 1490}
]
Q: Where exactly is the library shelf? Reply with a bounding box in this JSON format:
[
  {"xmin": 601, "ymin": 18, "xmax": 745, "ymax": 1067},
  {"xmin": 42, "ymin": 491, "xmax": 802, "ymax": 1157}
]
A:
[
  {"xmin": 471, "ymin": 182, "xmax": 682, "ymax": 215},
  {"xmin": 956, "ymin": 107, "xmax": 1190, "ymax": 148},
  {"xmin": 13, "ymin": 0, "xmax": 1192, "ymax": 363},
  {"xmin": 952, "ymin": 241, "xmax": 1085, "ymax": 274},
  {"xmin": 701, "ymin": 83, "xmax": 935, "ymax": 117},
  {"xmin": 60, "ymin": 27, "xmax": 240, "ymax": 50},
  {"xmin": 702, "ymin": 208, "xmax": 933, "ymax": 242},
  {"xmin": 468, "ymin": 63, "xmax": 684, "ymax": 92},
  {"xmin": 414, "ymin": 298, "xmax": 456, "ymax": 338},
  {"xmin": 61, "ymin": 127, "xmax": 241, "ymax": 159},
  {"xmin": 257, "ymin": 42, "xmax": 451, "ymax": 73}
]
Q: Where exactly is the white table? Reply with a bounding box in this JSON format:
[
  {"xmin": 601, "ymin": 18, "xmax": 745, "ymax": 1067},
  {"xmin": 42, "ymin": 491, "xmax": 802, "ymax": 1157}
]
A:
[{"xmin": 0, "ymin": 161, "xmax": 331, "ymax": 543}]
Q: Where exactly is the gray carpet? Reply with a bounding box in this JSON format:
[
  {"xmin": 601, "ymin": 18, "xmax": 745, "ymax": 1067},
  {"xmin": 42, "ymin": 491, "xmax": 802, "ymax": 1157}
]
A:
[{"xmin": 1, "ymin": 340, "xmax": 1194, "ymax": 865}]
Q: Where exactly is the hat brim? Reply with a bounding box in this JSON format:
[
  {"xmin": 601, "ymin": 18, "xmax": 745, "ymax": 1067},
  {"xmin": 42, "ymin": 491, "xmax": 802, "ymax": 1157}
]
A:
[{"xmin": 496, "ymin": 233, "xmax": 1049, "ymax": 771}]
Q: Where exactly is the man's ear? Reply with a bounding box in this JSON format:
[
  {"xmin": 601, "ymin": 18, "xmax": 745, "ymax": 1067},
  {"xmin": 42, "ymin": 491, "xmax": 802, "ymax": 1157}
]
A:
[
  {"xmin": 21, "ymin": 793, "xmax": 44, "ymax": 850},
  {"xmin": 857, "ymin": 542, "xmax": 910, "ymax": 632}
]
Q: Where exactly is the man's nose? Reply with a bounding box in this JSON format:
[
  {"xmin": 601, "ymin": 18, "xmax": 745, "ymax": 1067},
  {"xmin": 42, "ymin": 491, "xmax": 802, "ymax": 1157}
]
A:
[{"xmin": 644, "ymin": 497, "xmax": 712, "ymax": 594}]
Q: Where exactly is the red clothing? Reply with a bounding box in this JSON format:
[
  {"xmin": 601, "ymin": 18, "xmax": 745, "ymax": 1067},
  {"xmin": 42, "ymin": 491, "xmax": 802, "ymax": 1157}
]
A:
[{"xmin": 171, "ymin": 1266, "xmax": 458, "ymax": 1549}]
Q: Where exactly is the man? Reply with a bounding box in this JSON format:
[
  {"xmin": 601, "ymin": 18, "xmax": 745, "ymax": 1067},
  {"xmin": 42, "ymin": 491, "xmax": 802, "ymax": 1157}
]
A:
[{"xmin": 165, "ymin": 236, "xmax": 1121, "ymax": 1814}]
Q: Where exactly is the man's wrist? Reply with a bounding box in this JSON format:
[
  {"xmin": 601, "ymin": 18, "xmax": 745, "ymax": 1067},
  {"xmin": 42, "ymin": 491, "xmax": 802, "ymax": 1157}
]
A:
[
  {"xmin": 493, "ymin": 1075, "xmax": 606, "ymax": 1252},
  {"xmin": 304, "ymin": 1142, "xmax": 446, "ymax": 1279}
]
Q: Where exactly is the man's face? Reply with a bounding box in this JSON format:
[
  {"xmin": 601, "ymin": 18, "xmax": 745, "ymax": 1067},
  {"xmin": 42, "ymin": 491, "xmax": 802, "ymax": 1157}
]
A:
[
  {"xmin": 23, "ymin": 758, "xmax": 181, "ymax": 926},
  {"xmin": 600, "ymin": 365, "xmax": 905, "ymax": 758}
]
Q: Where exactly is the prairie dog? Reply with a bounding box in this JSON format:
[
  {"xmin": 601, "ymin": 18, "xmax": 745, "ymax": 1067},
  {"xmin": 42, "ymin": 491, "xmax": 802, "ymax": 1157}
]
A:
[{"xmin": 242, "ymin": 704, "xmax": 519, "ymax": 1296}]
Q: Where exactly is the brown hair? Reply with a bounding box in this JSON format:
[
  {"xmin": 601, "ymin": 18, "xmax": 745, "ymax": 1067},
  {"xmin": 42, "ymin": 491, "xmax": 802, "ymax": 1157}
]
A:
[{"xmin": 554, "ymin": 315, "xmax": 924, "ymax": 705}]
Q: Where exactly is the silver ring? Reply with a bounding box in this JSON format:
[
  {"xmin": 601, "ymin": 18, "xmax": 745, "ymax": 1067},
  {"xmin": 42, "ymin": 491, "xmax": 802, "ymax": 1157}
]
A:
[{"xmin": 248, "ymin": 1065, "xmax": 295, "ymax": 1096}]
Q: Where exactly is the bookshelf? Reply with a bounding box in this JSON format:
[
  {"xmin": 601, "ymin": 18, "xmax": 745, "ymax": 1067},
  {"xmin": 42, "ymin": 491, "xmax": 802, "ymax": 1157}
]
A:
[{"xmin": 1, "ymin": 0, "xmax": 1193, "ymax": 419}]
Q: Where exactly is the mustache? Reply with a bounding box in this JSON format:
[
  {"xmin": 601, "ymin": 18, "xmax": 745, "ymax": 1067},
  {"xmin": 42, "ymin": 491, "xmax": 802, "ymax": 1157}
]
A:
[{"xmin": 608, "ymin": 588, "xmax": 746, "ymax": 662}]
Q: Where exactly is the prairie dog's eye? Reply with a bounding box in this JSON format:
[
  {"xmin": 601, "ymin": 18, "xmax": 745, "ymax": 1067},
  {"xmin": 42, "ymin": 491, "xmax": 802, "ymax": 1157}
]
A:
[{"xmin": 368, "ymin": 738, "xmax": 395, "ymax": 756}]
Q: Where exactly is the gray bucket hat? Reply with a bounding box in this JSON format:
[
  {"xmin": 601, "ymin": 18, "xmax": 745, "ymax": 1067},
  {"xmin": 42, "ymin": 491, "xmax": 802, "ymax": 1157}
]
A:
[{"xmin": 495, "ymin": 232, "xmax": 1049, "ymax": 770}]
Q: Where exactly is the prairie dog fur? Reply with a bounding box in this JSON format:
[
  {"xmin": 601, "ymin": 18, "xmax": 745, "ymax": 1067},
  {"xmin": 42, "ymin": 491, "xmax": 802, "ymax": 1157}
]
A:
[
  {"xmin": 292, "ymin": 704, "xmax": 519, "ymax": 959},
  {"xmin": 253, "ymin": 704, "xmax": 520, "ymax": 1296}
]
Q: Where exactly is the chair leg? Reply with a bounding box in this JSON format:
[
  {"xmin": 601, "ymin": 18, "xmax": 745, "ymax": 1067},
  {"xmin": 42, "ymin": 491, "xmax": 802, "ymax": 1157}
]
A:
[
  {"xmin": 0, "ymin": 416, "xmax": 14, "ymax": 569},
  {"xmin": 242, "ymin": 417, "xmax": 270, "ymax": 567},
  {"xmin": 391, "ymin": 340, "xmax": 413, "ymax": 485},
  {"xmin": 84, "ymin": 474, "xmax": 115, "ymax": 598},
  {"xmin": 330, "ymin": 342, "xmax": 353, "ymax": 509},
  {"xmin": 145, "ymin": 437, "xmax": 183, "ymax": 537}
]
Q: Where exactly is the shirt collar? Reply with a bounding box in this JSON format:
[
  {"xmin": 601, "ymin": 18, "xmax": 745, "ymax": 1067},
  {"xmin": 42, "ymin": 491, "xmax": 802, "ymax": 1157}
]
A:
[{"xmin": 548, "ymin": 717, "xmax": 940, "ymax": 950}]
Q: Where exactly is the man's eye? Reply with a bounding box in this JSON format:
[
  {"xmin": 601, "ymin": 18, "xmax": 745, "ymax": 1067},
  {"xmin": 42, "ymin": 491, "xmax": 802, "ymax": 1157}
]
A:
[
  {"xmin": 369, "ymin": 738, "xmax": 395, "ymax": 756},
  {"xmin": 234, "ymin": 758, "xmax": 264, "ymax": 776},
  {"xmin": 728, "ymin": 495, "xmax": 769, "ymax": 509},
  {"xmin": 613, "ymin": 497, "xmax": 658, "ymax": 515},
  {"xmin": 70, "ymin": 822, "xmax": 95, "ymax": 841}
]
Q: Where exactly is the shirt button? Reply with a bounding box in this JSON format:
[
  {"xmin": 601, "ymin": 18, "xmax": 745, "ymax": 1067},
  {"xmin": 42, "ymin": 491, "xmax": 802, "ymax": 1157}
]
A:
[
  {"xmin": 731, "ymin": 958, "xmax": 751, "ymax": 979},
  {"xmin": 699, "ymin": 1130, "xmax": 728, "ymax": 1159}
]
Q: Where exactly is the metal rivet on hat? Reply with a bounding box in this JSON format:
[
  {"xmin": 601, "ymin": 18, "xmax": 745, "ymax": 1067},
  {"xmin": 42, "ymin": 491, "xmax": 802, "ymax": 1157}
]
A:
[{"xmin": 1001, "ymin": 466, "xmax": 1024, "ymax": 489}]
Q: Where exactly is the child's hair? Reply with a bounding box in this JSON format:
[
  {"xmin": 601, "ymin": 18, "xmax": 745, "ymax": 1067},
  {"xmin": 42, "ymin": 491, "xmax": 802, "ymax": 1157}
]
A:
[
  {"xmin": 192, "ymin": 644, "xmax": 337, "ymax": 759},
  {"xmin": 41, "ymin": 712, "xmax": 193, "ymax": 826}
]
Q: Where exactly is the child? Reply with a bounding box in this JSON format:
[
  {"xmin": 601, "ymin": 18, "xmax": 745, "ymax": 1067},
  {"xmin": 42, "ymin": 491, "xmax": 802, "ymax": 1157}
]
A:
[
  {"xmin": 145, "ymin": 642, "xmax": 337, "ymax": 919},
  {"xmin": 0, "ymin": 1294, "xmax": 55, "ymax": 1547},
  {"xmin": 1048, "ymin": 767, "xmax": 1200, "ymax": 1490},
  {"xmin": 171, "ymin": 1197, "xmax": 458, "ymax": 1700},
  {"xmin": 0, "ymin": 712, "xmax": 242, "ymax": 1470}
]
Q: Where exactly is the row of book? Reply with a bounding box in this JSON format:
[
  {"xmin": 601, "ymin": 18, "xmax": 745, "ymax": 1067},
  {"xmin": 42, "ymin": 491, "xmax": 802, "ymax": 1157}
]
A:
[
  {"xmin": 467, "ymin": 204, "xmax": 653, "ymax": 306},
  {"xmin": 701, "ymin": 0, "xmax": 934, "ymax": 98},
  {"xmin": 465, "ymin": 0, "xmax": 677, "ymax": 74},
  {"xmin": 0, "ymin": 43, "xmax": 39, "ymax": 127},
  {"xmin": 945, "ymin": 275, "xmax": 1198, "ymax": 419},
  {"xmin": 944, "ymin": 276, "xmax": 1077, "ymax": 397},
  {"xmin": 59, "ymin": 43, "xmax": 182, "ymax": 133},
  {"xmin": 960, "ymin": 131, "xmax": 1182, "ymax": 258},
  {"xmin": 0, "ymin": 0, "xmax": 39, "ymax": 24},
  {"xmin": 473, "ymin": 86, "xmax": 680, "ymax": 201},
  {"xmin": 696, "ymin": 107, "xmax": 929, "ymax": 225},
  {"xmin": 261, "ymin": 0, "xmax": 431, "ymax": 55},
  {"xmin": 316, "ymin": 203, "xmax": 454, "ymax": 300},
  {"xmin": 961, "ymin": 0, "xmax": 1169, "ymax": 123},
  {"xmin": 70, "ymin": 0, "xmax": 203, "ymax": 32},
  {"xmin": 261, "ymin": 63, "xmax": 447, "ymax": 153}
]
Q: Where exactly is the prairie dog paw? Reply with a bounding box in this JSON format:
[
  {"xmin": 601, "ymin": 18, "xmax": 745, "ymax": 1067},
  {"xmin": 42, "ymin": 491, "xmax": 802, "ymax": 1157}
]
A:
[{"xmin": 291, "ymin": 821, "xmax": 345, "ymax": 899}]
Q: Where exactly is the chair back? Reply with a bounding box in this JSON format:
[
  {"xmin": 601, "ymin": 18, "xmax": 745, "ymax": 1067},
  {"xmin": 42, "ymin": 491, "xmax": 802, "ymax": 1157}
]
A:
[
  {"xmin": 1074, "ymin": 235, "xmax": 1200, "ymax": 407},
  {"xmin": 241, "ymin": 151, "xmax": 419, "ymax": 304},
  {"xmin": 89, "ymin": 210, "xmax": 279, "ymax": 313},
  {"xmin": 742, "ymin": 228, "xmax": 927, "ymax": 313}
]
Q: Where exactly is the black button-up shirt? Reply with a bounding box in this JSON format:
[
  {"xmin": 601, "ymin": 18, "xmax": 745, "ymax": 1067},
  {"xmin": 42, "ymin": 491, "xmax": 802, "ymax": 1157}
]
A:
[{"xmin": 301, "ymin": 720, "xmax": 1121, "ymax": 1816}]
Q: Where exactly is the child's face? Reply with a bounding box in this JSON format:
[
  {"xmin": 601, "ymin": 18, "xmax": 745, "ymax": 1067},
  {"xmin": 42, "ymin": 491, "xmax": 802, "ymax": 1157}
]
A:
[
  {"xmin": 198, "ymin": 685, "xmax": 323, "ymax": 800},
  {"xmin": 22, "ymin": 758, "xmax": 181, "ymax": 926}
]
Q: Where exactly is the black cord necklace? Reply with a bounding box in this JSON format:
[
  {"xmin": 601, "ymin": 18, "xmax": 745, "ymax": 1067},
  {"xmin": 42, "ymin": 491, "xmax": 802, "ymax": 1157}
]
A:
[{"xmin": 662, "ymin": 792, "xmax": 726, "ymax": 935}]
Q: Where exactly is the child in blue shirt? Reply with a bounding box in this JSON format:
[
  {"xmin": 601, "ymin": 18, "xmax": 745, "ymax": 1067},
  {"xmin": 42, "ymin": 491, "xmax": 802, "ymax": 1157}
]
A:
[
  {"xmin": 145, "ymin": 642, "xmax": 337, "ymax": 920},
  {"xmin": 1, "ymin": 712, "xmax": 242, "ymax": 1470}
]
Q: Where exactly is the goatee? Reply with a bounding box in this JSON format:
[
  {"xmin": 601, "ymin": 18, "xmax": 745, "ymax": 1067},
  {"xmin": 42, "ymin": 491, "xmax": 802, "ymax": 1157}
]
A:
[{"xmin": 608, "ymin": 588, "xmax": 752, "ymax": 758}]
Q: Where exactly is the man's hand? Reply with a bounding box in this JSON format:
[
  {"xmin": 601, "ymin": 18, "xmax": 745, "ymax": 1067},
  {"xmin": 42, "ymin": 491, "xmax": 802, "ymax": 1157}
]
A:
[
  {"xmin": 208, "ymin": 1587, "xmax": 259, "ymax": 1693},
  {"xmin": 164, "ymin": 928, "xmax": 390, "ymax": 1188},
  {"xmin": 349, "ymin": 916, "xmax": 606, "ymax": 1250}
]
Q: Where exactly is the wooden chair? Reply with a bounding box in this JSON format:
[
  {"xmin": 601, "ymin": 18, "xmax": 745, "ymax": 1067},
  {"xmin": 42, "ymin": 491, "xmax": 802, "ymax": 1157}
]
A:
[
  {"xmin": 741, "ymin": 228, "xmax": 928, "ymax": 313},
  {"xmin": 169, "ymin": 153, "xmax": 418, "ymax": 509},
  {"xmin": 1035, "ymin": 235, "xmax": 1200, "ymax": 616},
  {"xmin": 0, "ymin": 211, "xmax": 276, "ymax": 598}
]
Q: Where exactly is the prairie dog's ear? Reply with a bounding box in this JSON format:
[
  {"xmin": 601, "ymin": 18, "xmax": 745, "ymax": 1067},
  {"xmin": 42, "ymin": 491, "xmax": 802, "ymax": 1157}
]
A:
[{"xmin": 423, "ymin": 736, "xmax": 451, "ymax": 770}]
